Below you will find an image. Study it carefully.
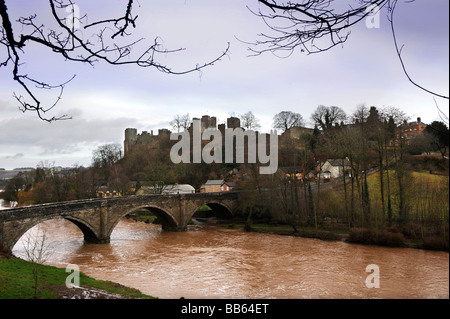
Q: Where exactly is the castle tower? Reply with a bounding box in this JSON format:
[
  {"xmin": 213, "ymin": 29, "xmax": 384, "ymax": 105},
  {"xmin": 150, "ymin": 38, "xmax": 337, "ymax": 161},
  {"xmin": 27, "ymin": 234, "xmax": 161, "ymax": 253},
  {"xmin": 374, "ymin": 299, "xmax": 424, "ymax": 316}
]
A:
[
  {"xmin": 227, "ymin": 117, "xmax": 241, "ymax": 129},
  {"xmin": 201, "ymin": 115, "xmax": 217, "ymax": 131},
  {"xmin": 124, "ymin": 128, "xmax": 137, "ymax": 157}
]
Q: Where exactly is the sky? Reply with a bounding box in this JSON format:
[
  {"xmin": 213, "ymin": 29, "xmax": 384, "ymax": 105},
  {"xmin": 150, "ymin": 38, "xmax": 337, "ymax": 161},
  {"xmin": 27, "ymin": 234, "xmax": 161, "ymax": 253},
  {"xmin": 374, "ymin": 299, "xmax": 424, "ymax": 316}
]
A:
[{"xmin": 0, "ymin": 0, "xmax": 449, "ymax": 170}]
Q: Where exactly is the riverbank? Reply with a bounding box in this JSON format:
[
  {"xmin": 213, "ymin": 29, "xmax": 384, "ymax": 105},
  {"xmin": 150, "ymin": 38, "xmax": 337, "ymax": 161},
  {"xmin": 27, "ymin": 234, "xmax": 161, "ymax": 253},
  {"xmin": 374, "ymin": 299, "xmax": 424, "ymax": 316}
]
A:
[
  {"xmin": 214, "ymin": 220, "xmax": 449, "ymax": 252},
  {"xmin": 125, "ymin": 212, "xmax": 449, "ymax": 252},
  {"xmin": 0, "ymin": 255, "xmax": 156, "ymax": 299}
]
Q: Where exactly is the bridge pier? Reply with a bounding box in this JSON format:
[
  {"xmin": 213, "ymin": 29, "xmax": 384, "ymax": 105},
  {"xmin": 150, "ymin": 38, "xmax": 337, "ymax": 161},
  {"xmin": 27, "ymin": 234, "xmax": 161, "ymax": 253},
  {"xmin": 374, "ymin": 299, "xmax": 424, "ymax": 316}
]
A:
[{"xmin": 85, "ymin": 236, "xmax": 110, "ymax": 244}]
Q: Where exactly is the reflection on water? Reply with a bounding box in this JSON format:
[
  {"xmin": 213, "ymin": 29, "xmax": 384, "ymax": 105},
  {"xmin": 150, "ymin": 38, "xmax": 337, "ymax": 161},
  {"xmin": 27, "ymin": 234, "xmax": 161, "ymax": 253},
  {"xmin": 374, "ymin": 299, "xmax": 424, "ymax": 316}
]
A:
[{"xmin": 12, "ymin": 218, "xmax": 449, "ymax": 299}]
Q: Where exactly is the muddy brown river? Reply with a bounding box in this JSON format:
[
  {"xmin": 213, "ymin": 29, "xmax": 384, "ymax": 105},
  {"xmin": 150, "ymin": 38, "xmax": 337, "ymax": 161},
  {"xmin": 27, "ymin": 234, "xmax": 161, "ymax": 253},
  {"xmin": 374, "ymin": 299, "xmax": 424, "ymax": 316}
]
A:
[{"xmin": 11, "ymin": 217, "xmax": 449, "ymax": 299}]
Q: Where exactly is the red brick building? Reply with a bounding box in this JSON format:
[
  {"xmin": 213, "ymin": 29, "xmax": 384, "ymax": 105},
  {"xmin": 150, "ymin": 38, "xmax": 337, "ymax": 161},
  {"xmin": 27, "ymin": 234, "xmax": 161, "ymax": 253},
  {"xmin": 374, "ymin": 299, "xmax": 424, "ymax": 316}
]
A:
[{"xmin": 388, "ymin": 117, "xmax": 427, "ymax": 147}]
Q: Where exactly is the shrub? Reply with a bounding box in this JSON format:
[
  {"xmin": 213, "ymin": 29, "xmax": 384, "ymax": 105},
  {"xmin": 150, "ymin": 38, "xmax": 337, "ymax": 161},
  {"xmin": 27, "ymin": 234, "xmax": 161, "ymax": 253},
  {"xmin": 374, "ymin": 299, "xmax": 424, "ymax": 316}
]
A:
[
  {"xmin": 347, "ymin": 228, "xmax": 405, "ymax": 247},
  {"xmin": 387, "ymin": 222, "xmax": 422, "ymax": 240},
  {"xmin": 423, "ymin": 236, "xmax": 449, "ymax": 252}
]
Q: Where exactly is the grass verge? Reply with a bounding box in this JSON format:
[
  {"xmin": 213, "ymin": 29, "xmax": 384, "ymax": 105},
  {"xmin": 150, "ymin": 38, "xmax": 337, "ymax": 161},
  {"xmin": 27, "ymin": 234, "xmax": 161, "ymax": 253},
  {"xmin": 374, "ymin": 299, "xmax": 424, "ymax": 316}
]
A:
[{"xmin": 0, "ymin": 256, "xmax": 156, "ymax": 299}]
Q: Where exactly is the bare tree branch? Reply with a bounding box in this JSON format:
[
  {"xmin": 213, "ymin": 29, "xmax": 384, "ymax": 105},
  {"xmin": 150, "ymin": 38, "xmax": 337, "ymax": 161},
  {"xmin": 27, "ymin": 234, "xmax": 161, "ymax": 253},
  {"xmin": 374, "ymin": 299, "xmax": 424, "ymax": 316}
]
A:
[
  {"xmin": 245, "ymin": 0, "xmax": 388, "ymax": 56},
  {"xmin": 247, "ymin": 0, "xmax": 448, "ymax": 100},
  {"xmin": 0, "ymin": 0, "xmax": 230, "ymax": 121},
  {"xmin": 388, "ymin": 0, "xmax": 449, "ymax": 100}
]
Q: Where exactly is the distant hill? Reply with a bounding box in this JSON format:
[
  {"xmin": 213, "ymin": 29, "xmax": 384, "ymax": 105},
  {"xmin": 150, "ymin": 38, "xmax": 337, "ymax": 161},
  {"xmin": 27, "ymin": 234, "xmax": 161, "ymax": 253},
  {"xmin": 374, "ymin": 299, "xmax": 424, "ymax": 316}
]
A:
[{"xmin": 0, "ymin": 168, "xmax": 34, "ymax": 181}]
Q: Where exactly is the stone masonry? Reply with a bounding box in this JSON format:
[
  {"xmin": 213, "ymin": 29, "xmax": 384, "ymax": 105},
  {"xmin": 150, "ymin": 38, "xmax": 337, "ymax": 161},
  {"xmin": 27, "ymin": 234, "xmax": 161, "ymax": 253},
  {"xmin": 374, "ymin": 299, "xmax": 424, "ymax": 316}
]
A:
[{"xmin": 0, "ymin": 192, "xmax": 239, "ymax": 254}]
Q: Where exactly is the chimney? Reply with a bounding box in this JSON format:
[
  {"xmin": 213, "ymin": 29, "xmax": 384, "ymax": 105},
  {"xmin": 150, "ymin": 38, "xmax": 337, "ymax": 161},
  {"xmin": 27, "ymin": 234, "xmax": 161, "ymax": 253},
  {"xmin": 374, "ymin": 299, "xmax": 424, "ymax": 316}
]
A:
[{"xmin": 417, "ymin": 117, "xmax": 421, "ymax": 123}]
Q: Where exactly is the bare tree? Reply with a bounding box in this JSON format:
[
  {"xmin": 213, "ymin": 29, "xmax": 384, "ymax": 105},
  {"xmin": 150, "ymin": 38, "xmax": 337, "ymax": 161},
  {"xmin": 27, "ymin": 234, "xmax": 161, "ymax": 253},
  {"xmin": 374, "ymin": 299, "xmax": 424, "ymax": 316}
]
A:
[
  {"xmin": 92, "ymin": 143, "xmax": 122, "ymax": 169},
  {"xmin": 240, "ymin": 111, "xmax": 261, "ymax": 130},
  {"xmin": 108, "ymin": 163, "xmax": 131, "ymax": 195},
  {"xmin": 352, "ymin": 104, "xmax": 371, "ymax": 124},
  {"xmin": 0, "ymin": 0, "xmax": 229, "ymax": 121},
  {"xmin": 170, "ymin": 113, "xmax": 191, "ymax": 132},
  {"xmin": 273, "ymin": 110, "xmax": 304, "ymax": 132},
  {"xmin": 23, "ymin": 227, "xmax": 51, "ymax": 299},
  {"xmin": 381, "ymin": 106, "xmax": 410, "ymax": 222},
  {"xmin": 311, "ymin": 105, "xmax": 346, "ymax": 131}
]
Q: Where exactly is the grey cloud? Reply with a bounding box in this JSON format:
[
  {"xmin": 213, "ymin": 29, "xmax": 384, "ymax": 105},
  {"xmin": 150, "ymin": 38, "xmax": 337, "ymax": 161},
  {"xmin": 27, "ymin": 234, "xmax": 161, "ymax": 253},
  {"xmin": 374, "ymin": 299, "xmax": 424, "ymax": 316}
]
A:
[
  {"xmin": 4, "ymin": 153, "xmax": 24, "ymax": 159},
  {"xmin": 0, "ymin": 111, "xmax": 142, "ymax": 157}
]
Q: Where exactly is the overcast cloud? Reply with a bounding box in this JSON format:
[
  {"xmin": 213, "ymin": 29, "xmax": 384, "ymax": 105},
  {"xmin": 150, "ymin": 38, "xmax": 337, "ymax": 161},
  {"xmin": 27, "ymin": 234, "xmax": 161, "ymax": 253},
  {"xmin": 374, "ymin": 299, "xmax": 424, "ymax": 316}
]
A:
[{"xmin": 0, "ymin": 0, "xmax": 448, "ymax": 170}]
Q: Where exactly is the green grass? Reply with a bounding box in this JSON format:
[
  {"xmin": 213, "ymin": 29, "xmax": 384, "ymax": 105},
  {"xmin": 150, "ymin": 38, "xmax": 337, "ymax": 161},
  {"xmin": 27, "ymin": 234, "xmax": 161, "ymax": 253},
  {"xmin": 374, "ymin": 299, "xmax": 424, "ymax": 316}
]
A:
[{"xmin": 0, "ymin": 257, "xmax": 155, "ymax": 299}]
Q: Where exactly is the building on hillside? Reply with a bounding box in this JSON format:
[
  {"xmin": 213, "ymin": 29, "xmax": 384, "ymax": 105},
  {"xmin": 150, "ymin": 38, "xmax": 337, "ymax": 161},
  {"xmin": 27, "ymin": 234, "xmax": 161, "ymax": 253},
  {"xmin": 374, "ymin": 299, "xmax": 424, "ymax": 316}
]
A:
[
  {"xmin": 223, "ymin": 181, "xmax": 237, "ymax": 191},
  {"xmin": 202, "ymin": 180, "xmax": 237, "ymax": 193},
  {"xmin": 388, "ymin": 117, "xmax": 427, "ymax": 147},
  {"xmin": 318, "ymin": 158, "xmax": 351, "ymax": 180},
  {"xmin": 279, "ymin": 166, "xmax": 304, "ymax": 181},
  {"xmin": 162, "ymin": 184, "xmax": 195, "ymax": 194},
  {"xmin": 135, "ymin": 184, "xmax": 195, "ymax": 195},
  {"xmin": 97, "ymin": 186, "xmax": 122, "ymax": 198}
]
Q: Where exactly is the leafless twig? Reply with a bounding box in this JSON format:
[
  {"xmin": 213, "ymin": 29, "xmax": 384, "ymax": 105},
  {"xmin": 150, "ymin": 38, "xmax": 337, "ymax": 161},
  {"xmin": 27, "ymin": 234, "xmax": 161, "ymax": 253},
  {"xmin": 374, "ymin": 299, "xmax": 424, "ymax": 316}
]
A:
[
  {"xmin": 0, "ymin": 0, "xmax": 230, "ymax": 121},
  {"xmin": 245, "ymin": 0, "xmax": 388, "ymax": 56},
  {"xmin": 388, "ymin": 0, "xmax": 449, "ymax": 100}
]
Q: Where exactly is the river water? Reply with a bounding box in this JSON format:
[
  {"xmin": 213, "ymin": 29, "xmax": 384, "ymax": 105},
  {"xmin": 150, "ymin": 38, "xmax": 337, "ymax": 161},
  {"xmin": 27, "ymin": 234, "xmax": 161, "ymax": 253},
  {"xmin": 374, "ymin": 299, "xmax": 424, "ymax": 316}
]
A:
[{"xmin": 9, "ymin": 216, "xmax": 449, "ymax": 299}]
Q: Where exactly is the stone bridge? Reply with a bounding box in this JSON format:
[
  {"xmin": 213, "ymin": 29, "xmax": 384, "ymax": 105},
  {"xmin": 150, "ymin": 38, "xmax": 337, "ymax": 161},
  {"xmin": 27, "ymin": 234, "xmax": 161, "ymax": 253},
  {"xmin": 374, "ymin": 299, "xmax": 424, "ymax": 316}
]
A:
[{"xmin": 0, "ymin": 192, "xmax": 240, "ymax": 254}]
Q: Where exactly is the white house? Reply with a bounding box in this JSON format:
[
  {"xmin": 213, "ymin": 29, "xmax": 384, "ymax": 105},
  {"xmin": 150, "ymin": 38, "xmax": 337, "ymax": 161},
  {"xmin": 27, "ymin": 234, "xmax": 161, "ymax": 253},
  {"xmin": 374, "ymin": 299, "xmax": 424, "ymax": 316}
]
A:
[
  {"xmin": 136, "ymin": 184, "xmax": 195, "ymax": 195},
  {"xmin": 318, "ymin": 158, "xmax": 351, "ymax": 180},
  {"xmin": 162, "ymin": 184, "xmax": 195, "ymax": 194}
]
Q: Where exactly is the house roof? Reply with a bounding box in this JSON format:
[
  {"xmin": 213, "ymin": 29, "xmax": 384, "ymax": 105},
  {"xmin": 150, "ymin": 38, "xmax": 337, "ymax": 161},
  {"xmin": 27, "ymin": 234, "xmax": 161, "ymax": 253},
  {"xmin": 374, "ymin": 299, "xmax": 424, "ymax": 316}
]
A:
[
  {"xmin": 279, "ymin": 166, "xmax": 303, "ymax": 173},
  {"xmin": 325, "ymin": 159, "xmax": 350, "ymax": 167},
  {"xmin": 224, "ymin": 181, "xmax": 237, "ymax": 187},
  {"xmin": 164, "ymin": 184, "xmax": 195, "ymax": 193},
  {"xmin": 205, "ymin": 179, "xmax": 224, "ymax": 185}
]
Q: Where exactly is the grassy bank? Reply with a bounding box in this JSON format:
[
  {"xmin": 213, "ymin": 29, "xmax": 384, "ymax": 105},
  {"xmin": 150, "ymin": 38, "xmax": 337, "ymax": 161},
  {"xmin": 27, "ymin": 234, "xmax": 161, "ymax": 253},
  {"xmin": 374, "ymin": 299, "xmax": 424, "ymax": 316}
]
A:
[{"xmin": 0, "ymin": 256, "xmax": 156, "ymax": 299}]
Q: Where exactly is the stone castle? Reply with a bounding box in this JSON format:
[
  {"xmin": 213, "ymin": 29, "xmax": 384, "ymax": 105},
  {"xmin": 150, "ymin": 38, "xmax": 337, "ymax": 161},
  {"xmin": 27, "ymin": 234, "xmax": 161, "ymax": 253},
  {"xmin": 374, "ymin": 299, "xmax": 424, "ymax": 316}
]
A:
[{"xmin": 124, "ymin": 115, "xmax": 242, "ymax": 157}]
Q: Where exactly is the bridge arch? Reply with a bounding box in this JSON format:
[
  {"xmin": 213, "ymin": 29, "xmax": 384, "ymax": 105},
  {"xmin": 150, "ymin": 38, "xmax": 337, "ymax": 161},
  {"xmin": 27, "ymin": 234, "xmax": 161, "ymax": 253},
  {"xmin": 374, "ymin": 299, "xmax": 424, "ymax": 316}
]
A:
[
  {"xmin": 65, "ymin": 216, "xmax": 102, "ymax": 243},
  {"xmin": 190, "ymin": 201, "xmax": 234, "ymax": 221},
  {"xmin": 10, "ymin": 216, "xmax": 100, "ymax": 252},
  {"xmin": 109, "ymin": 205, "xmax": 180, "ymax": 236}
]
